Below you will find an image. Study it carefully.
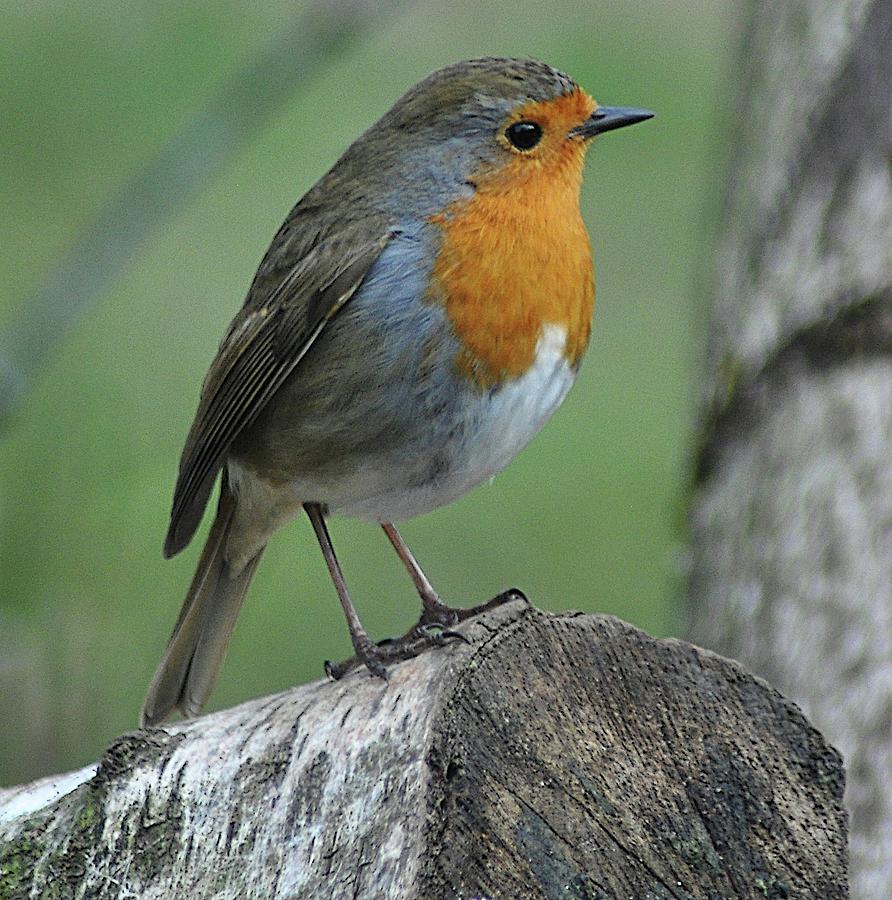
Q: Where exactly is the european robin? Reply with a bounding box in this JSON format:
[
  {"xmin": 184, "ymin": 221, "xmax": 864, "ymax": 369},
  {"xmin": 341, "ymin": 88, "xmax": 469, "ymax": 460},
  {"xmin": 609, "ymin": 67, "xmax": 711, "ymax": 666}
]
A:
[{"xmin": 141, "ymin": 57, "xmax": 652, "ymax": 726}]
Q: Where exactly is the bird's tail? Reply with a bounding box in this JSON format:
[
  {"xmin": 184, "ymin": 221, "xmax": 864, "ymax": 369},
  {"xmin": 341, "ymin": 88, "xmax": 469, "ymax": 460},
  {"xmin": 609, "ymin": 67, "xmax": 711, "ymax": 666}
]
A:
[{"xmin": 141, "ymin": 477, "xmax": 264, "ymax": 727}]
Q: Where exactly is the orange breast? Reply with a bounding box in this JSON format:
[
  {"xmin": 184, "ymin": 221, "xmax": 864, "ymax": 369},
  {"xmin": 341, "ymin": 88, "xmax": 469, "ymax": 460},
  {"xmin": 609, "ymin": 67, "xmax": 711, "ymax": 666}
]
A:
[{"xmin": 428, "ymin": 90, "xmax": 596, "ymax": 389}]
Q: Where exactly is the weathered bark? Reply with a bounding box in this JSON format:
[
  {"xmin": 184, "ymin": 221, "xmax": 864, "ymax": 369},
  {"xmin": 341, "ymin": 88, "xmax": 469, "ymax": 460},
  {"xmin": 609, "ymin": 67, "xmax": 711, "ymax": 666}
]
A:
[
  {"xmin": 688, "ymin": 1, "xmax": 892, "ymax": 895},
  {"xmin": 1, "ymin": 601, "xmax": 846, "ymax": 899}
]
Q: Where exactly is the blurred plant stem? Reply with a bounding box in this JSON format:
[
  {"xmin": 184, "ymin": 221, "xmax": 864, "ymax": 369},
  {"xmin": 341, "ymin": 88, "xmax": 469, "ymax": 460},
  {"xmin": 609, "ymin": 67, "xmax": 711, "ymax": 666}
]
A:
[{"xmin": 0, "ymin": 0, "xmax": 408, "ymax": 429}]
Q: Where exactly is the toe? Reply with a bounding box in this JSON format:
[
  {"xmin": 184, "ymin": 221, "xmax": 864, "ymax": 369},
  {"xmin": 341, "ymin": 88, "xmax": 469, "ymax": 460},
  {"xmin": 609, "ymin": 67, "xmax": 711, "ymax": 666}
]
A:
[
  {"xmin": 362, "ymin": 655, "xmax": 389, "ymax": 681},
  {"xmin": 417, "ymin": 622, "xmax": 471, "ymax": 645}
]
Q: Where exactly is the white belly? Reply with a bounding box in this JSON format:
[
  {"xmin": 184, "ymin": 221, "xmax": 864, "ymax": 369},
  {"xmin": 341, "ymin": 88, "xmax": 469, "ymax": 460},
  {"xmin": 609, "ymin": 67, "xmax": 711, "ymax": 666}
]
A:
[
  {"xmin": 225, "ymin": 324, "xmax": 578, "ymax": 569},
  {"xmin": 337, "ymin": 323, "xmax": 576, "ymax": 521}
]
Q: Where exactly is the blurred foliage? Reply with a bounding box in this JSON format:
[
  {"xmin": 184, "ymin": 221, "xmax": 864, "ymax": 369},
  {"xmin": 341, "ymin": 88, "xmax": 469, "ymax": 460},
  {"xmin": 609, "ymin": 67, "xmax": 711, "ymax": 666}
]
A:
[
  {"xmin": 0, "ymin": 0, "xmax": 408, "ymax": 422},
  {"xmin": 0, "ymin": 0, "xmax": 733, "ymax": 783}
]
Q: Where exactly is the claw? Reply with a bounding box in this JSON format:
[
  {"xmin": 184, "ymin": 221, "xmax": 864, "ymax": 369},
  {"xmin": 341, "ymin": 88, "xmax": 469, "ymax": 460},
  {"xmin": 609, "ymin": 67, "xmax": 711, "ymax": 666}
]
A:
[
  {"xmin": 417, "ymin": 622, "xmax": 471, "ymax": 645},
  {"xmin": 325, "ymin": 654, "xmax": 386, "ymax": 681},
  {"xmin": 442, "ymin": 628, "xmax": 472, "ymax": 644},
  {"xmin": 491, "ymin": 587, "xmax": 528, "ymax": 606},
  {"xmin": 363, "ymin": 656, "xmax": 389, "ymax": 681}
]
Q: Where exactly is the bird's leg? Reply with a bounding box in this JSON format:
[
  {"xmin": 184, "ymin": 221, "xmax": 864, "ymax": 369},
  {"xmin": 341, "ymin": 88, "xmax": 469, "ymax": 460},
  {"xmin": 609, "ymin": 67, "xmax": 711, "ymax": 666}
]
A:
[
  {"xmin": 381, "ymin": 523, "xmax": 529, "ymax": 628},
  {"xmin": 306, "ymin": 509, "xmax": 529, "ymax": 681},
  {"xmin": 304, "ymin": 503, "xmax": 388, "ymax": 680},
  {"xmin": 307, "ymin": 505, "xmax": 482, "ymax": 680},
  {"xmin": 380, "ymin": 523, "xmax": 450, "ymax": 620}
]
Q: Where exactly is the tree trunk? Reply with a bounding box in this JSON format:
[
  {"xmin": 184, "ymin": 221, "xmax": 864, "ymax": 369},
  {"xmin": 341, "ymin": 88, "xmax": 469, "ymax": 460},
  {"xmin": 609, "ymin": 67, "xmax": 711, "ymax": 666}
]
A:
[
  {"xmin": 1, "ymin": 601, "xmax": 846, "ymax": 899},
  {"xmin": 688, "ymin": 1, "xmax": 892, "ymax": 895}
]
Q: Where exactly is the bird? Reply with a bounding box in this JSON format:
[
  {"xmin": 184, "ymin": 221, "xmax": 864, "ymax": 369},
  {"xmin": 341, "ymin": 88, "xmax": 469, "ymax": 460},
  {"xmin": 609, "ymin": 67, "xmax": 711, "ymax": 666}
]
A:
[{"xmin": 140, "ymin": 57, "xmax": 652, "ymax": 727}]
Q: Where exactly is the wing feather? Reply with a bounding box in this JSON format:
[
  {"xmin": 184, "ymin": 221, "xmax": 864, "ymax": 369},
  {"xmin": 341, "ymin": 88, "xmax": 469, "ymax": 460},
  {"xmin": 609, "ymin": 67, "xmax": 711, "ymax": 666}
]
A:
[{"xmin": 163, "ymin": 231, "xmax": 392, "ymax": 557}]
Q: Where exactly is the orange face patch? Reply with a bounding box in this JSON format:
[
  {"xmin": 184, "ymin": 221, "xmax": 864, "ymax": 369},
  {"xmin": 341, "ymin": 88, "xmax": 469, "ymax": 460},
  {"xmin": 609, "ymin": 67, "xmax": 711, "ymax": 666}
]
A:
[{"xmin": 429, "ymin": 88, "xmax": 597, "ymax": 389}]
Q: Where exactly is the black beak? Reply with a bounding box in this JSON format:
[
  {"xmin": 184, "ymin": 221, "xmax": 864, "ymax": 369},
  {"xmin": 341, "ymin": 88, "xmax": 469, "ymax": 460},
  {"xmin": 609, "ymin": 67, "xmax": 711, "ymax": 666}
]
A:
[{"xmin": 571, "ymin": 106, "xmax": 654, "ymax": 139}]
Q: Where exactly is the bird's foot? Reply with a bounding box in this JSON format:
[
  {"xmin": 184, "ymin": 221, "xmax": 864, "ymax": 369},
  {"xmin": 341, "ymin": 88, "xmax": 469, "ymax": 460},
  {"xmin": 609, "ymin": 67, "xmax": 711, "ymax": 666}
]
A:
[
  {"xmin": 325, "ymin": 622, "xmax": 466, "ymax": 681},
  {"xmin": 417, "ymin": 587, "xmax": 529, "ymax": 629},
  {"xmin": 323, "ymin": 588, "xmax": 529, "ymax": 681}
]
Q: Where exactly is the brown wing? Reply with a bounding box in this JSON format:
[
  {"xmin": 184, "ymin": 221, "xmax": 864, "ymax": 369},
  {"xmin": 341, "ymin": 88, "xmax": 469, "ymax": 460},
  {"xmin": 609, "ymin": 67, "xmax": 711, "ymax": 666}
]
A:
[{"xmin": 163, "ymin": 231, "xmax": 392, "ymax": 558}]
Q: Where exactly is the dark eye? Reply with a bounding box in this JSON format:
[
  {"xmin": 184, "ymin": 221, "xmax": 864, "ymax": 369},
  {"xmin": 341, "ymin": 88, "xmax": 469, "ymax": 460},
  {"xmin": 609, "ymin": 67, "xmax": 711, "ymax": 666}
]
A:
[{"xmin": 505, "ymin": 121, "xmax": 542, "ymax": 151}]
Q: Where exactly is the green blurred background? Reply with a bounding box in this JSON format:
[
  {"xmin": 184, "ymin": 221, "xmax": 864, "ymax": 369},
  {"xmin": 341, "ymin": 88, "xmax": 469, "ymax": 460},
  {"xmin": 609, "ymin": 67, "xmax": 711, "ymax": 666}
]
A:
[{"xmin": 0, "ymin": 0, "xmax": 733, "ymax": 784}]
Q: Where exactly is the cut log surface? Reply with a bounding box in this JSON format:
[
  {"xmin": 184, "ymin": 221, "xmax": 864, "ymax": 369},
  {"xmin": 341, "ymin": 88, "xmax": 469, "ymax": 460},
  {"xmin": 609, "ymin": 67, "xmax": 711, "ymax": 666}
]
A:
[{"xmin": 0, "ymin": 602, "xmax": 846, "ymax": 899}]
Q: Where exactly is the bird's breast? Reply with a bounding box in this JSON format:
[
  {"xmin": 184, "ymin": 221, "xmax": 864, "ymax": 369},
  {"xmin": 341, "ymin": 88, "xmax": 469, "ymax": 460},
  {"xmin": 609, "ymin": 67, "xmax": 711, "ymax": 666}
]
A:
[{"xmin": 428, "ymin": 150, "xmax": 595, "ymax": 389}]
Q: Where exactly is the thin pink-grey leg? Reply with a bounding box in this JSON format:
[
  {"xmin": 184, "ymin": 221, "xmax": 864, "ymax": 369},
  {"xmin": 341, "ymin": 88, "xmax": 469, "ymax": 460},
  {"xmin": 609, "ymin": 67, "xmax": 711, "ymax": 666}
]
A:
[{"xmin": 304, "ymin": 503, "xmax": 386, "ymax": 679}]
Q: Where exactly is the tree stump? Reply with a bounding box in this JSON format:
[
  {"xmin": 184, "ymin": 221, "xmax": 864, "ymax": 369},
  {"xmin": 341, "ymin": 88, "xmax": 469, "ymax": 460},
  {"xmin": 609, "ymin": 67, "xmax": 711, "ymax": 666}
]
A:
[{"xmin": 0, "ymin": 601, "xmax": 847, "ymax": 898}]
